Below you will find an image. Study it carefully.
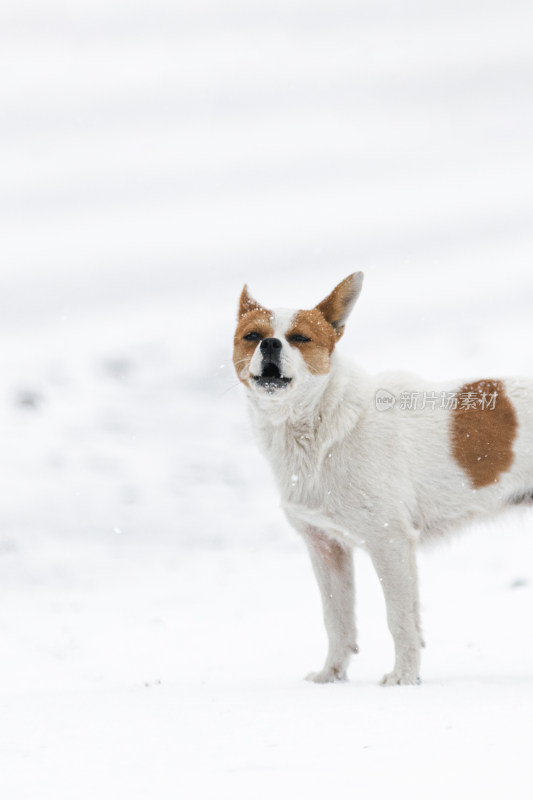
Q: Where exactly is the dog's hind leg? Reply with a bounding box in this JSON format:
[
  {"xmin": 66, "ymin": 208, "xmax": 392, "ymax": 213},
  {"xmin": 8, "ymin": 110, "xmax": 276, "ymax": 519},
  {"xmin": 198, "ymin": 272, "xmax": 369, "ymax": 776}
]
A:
[
  {"xmin": 368, "ymin": 531, "xmax": 422, "ymax": 686},
  {"xmin": 302, "ymin": 527, "xmax": 358, "ymax": 683}
]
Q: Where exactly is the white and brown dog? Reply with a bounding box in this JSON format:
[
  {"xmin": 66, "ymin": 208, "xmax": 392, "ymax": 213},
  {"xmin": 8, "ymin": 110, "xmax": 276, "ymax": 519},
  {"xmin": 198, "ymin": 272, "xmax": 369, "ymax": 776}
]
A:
[{"xmin": 233, "ymin": 273, "xmax": 530, "ymax": 686}]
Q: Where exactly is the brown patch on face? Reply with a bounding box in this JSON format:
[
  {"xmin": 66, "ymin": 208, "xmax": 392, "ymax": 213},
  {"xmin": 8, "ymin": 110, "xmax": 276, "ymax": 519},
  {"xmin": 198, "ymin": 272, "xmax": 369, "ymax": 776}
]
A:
[
  {"xmin": 286, "ymin": 309, "xmax": 337, "ymax": 375},
  {"xmin": 451, "ymin": 379, "xmax": 518, "ymax": 489},
  {"xmin": 233, "ymin": 308, "xmax": 273, "ymax": 385}
]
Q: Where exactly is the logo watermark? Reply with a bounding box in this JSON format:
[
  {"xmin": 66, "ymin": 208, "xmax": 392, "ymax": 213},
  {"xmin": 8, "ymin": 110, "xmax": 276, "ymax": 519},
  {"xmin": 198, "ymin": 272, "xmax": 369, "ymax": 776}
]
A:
[{"xmin": 375, "ymin": 389, "xmax": 397, "ymax": 411}]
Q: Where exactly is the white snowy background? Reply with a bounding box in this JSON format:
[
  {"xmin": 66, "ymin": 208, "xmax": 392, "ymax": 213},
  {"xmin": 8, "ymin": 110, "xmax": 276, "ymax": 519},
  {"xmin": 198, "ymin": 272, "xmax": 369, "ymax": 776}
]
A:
[{"xmin": 1, "ymin": 0, "xmax": 533, "ymax": 797}]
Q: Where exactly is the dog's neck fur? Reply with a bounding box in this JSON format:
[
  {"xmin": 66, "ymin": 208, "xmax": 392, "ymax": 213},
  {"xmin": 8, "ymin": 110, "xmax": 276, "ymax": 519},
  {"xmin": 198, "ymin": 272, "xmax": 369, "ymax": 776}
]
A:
[{"xmin": 247, "ymin": 355, "xmax": 367, "ymax": 497}]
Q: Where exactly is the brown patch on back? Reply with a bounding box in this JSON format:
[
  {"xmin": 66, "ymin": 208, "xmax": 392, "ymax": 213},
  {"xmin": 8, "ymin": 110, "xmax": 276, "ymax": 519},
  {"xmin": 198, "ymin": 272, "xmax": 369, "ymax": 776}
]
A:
[
  {"xmin": 286, "ymin": 309, "xmax": 337, "ymax": 375},
  {"xmin": 233, "ymin": 308, "xmax": 273, "ymax": 385},
  {"xmin": 451, "ymin": 379, "xmax": 518, "ymax": 488}
]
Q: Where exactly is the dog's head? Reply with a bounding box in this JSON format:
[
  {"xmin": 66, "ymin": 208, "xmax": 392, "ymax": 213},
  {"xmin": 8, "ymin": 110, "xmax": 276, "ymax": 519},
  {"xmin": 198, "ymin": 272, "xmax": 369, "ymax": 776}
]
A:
[{"xmin": 233, "ymin": 273, "xmax": 364, "ymax": 398}]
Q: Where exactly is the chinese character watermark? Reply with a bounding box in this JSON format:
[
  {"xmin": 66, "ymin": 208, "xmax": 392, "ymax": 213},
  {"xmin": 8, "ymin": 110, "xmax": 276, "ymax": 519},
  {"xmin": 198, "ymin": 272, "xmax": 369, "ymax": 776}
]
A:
[{"xmin": 375, "ymin": 389, "xmax": 499, "ymax": 412}]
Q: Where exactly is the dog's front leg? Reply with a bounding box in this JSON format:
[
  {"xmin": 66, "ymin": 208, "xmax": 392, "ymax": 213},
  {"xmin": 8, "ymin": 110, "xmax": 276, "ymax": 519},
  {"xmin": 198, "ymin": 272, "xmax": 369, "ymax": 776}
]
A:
[
  {"xmin": 368, "ymin": 533, "xmax": 422, "ymax": 686},
  {"xmin": 302, "ymin": 527, "xmax": 358, "ymax": 683}
]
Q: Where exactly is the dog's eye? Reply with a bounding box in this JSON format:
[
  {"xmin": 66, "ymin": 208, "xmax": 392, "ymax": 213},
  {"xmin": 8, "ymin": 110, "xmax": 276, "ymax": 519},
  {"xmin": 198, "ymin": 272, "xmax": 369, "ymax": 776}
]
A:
[
  {"xmin": 289, "ymin": 334, "xmax": 311, "ymax": 344},
  {"xmin": 243, "ymin": 332, "xmax": 262, "ymax": 342}
]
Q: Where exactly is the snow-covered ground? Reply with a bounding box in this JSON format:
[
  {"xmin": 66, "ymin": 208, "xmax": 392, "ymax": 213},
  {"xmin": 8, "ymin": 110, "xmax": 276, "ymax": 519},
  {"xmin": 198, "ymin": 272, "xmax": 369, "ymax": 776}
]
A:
[{"xmin": 1, "ymin": 1, "xmax": 533, "ymax": 797}]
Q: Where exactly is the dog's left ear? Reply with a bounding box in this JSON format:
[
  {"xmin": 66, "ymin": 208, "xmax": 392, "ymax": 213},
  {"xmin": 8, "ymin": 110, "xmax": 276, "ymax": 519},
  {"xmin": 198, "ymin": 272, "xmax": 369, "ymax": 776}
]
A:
[
  {"xmin": 316, "ymin": 272, "xmax": 364, "ymax": 337},
  {"xmin": 238, "ymin": 285, "xmax": 266, "ymax": 318}
]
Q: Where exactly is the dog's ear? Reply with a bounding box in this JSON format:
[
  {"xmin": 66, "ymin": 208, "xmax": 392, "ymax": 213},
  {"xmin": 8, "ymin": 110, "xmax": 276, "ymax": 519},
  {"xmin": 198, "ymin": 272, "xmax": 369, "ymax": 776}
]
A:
[
  {"xmin": 238, "ymin": 285, "xmax": 265, "ymax": 318},
  {"xmin": 315, "ymin": 272, "xmax": 364, "ymax": 337}
]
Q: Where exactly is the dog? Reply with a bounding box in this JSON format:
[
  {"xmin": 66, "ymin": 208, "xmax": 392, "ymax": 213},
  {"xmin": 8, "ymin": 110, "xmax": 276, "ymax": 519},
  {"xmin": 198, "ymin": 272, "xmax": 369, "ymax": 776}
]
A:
[{"xmin": 233, "ymin": 273, "xmax": 531, "ymax": 685}]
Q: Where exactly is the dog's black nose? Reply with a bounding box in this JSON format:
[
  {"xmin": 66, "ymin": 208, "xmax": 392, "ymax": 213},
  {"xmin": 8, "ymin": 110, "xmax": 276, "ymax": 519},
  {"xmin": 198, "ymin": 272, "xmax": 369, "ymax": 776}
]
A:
[{"xmin": 260, "ymin": 338, "xmax": 282, "ymax": 356}]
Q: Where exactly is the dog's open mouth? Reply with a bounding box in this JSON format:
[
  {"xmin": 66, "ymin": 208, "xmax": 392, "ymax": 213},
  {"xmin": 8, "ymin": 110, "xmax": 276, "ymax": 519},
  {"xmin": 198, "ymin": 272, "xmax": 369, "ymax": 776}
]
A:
[{"xmin": 253, "ymin": 363, "xmax": 292, "ymax": 390}]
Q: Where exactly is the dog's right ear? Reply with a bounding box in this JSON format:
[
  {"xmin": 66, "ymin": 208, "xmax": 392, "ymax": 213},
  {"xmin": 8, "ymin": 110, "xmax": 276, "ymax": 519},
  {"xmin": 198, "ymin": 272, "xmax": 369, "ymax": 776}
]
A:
[{"xmin": 238, "ymin": 285, "xmax": 265, "ymax": 318}]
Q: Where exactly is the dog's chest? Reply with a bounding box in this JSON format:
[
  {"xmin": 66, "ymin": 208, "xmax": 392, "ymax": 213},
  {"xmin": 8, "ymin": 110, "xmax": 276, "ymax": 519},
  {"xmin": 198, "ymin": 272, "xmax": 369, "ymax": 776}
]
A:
[{"xmin": 258, "ymin": 419, "xmax": 335, "ymax": 504}]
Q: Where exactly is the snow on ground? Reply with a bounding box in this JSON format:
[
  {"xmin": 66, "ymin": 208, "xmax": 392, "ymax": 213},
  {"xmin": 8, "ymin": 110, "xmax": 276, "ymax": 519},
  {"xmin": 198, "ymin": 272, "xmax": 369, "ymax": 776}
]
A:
[{"xmin": 1, "ymin": 1, "xmax": 533, "ymax": 798}]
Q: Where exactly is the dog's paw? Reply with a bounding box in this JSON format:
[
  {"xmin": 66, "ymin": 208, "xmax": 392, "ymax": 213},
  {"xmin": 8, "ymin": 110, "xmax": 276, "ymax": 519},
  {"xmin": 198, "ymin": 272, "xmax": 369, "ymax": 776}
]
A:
[
  {"xmin": 380, "ymin": 670, "xmax": 421, "ymax": 687},
  {"xmin": 306, "ymin": 666, "xmax": 347, "ymax": 684}
]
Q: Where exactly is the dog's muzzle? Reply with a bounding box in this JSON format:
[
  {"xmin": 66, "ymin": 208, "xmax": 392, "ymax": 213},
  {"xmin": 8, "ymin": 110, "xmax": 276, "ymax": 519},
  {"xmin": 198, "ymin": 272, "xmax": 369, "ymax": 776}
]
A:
[{"xmin": 253, "ymin": 337, "xmax": 292, "ymax": 390}]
